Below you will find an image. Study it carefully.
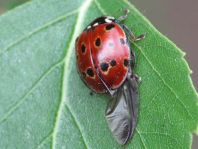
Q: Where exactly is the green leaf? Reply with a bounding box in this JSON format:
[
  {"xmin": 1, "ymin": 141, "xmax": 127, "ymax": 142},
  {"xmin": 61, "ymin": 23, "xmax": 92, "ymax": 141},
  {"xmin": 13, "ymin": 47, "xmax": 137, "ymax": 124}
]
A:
[{"xmin": 0, "ymin": 0, "xmax": 197, "ymax": 148}]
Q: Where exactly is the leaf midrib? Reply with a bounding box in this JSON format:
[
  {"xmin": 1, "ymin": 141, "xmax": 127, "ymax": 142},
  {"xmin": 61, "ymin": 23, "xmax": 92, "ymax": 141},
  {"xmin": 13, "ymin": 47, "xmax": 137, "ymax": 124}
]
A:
[
  {"xmin": 0, "ymin": 0, "xmax": 94, "ymax": 148},
  {"xmin": 51, "ymin": 0, "xmax": 94, "ymax": 148},
  {"xmin": 0, "ymin": 0, "xmax": 92, "ymax": 148}
]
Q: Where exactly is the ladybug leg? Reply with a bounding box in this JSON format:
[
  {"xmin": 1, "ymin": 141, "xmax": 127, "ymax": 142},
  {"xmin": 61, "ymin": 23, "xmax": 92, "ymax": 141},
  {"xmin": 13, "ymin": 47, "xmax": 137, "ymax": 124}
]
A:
[
  {"xmin": 134, "ymin": 34, "xmax": 146, "ymax": 42},
  {"xmin": 122, "ymin": 25, "xmax": 146, "ymax": 42},
  {"xmin": 118, "ymin": 8, "xmax": 129, "ymax": 22},
  {"xmin": 130, "ymin": 49, "xmax": 136, "ymax": 69},
  {"xmin": 132, "ymin": 74, "xmax": 141, "ymax": 83},
  {"xmin": 128, "ymin": 63, "xmax": 141, "ymax": 83},
  {"xmin": 95, "ymin": 68, "xmax": 117, "ymax": 96}
]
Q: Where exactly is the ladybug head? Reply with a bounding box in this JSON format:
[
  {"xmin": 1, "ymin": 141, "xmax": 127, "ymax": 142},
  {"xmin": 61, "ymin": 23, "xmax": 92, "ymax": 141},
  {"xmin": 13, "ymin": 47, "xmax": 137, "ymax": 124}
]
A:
[{"xmin": 84, "ymin": 16, "xmax": 116, "ymax": 30}]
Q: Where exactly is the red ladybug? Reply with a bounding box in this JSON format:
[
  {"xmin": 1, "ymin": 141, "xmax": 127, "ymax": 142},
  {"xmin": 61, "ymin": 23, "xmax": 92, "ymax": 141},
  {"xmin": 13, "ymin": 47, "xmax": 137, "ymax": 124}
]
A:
[{"xmin": 75, "ymin": 9, "xmax": 145, "ymax": 145}]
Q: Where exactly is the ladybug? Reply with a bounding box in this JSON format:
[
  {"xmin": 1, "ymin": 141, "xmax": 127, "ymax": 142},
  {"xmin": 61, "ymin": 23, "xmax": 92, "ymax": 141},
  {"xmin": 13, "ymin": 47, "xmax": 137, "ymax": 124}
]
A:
[{"xmin": 75, "ymin": 9, "xmax": 145, "ymax": 145}]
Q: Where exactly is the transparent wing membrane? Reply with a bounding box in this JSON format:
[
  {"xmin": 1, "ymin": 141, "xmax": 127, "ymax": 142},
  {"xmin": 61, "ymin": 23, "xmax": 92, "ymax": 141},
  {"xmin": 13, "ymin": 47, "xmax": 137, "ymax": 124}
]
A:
[{"xmin": 105, "ymin": 74, "xmax": 138, "ymax": 145}]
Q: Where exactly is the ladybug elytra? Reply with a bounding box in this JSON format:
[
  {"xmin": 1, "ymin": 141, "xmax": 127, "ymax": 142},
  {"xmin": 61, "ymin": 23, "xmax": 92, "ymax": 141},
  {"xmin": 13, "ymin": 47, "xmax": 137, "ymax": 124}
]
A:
[{"xmin": 75, "ymin": 9, "xmax": 145, "ymax": 145}]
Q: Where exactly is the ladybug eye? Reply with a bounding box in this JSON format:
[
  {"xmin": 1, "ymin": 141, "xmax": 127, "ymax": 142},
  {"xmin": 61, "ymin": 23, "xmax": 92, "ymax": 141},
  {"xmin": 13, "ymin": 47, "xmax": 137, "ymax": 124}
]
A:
[
  {"xmin": 95, "ymin": 38, "xmax": 101, "ymax": 47},
  {"xmin": 100, "ymin": 62, "xmax": 109, "ymax": 72},
  {"xmin": 106, "ymin": 24, "xmax": 115, "ymax": 30},
  {"xmin": 124, "ymin": 59, "xmax": 129, "ymax": 67},
  {"xmin": 120, "ymin": 38, "xmax": 125, "ymax": 45},
  {"xmin": 81, "ymin": 44, "xmax": 86, "ymax": 54},
  {"xmin": 110, "ymin": 60, "xmax": 117, "ymax": 67}
]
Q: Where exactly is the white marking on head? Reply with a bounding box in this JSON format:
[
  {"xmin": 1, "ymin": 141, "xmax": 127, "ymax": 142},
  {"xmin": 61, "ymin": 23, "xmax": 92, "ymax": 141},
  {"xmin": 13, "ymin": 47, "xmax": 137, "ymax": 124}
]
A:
[
  {"xmin": 87, "ymin": 26, "xmax": 91, "ymax": 29},
  {"xmin": 105, "ymin": 18, "xmax": 112, "ymax": 23},
  {"xmin": 93, "ymin": 22, "xmax": 99, "ymax": 27}
]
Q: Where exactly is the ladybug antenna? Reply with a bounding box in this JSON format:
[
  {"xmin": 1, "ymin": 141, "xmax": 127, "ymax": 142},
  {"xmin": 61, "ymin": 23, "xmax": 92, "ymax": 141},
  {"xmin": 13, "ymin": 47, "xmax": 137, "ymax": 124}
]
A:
[{"xmin": 118, "ymin": 8, "xmax": 130, "ymax": 22}]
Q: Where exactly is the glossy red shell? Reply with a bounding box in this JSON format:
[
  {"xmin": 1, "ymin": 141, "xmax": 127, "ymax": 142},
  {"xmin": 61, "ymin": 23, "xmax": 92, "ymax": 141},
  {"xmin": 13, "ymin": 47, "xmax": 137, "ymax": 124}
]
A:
[{"xmin": 75, "ymin": 22, "xmax": 130, "ymax": 93}]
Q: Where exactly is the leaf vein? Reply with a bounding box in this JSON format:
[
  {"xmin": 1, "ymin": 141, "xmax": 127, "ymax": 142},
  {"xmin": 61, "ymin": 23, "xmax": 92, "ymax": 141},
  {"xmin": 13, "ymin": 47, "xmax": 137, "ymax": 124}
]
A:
[
  {"xmin": 0, "ymin": 60, "xmax": 64, "ymax": 125},
  {"xmin": 94, "ymin": 0, "xmax": 106, "ymax": 15},
  {"xmin": 142, "ymin": 87, "xmax": 164, "ymax": 109},
  {"xmin": 136, "ymin": 128, "xmax": 148, "ymax": 149},
  {"xmin": 65, "ymin": 104, "xmax": 88, "ymax": 149},
  {"xmin": 139, "ymin": 131, "xmax": 183, "ymax": 148},
  {"xmin": 35, "ymin": 132, "xmax": 53, "ymax": 149},
  {"xmin": 134, "ymin": 43, "xmax": 193, "ymax": 119},
  {"xmin": 0, "ymin": 9, "xmax": 79, "ymax": 56},
  {"xmin": 123, "ymin": 0, "xmax": 193, "ymax": 119}
]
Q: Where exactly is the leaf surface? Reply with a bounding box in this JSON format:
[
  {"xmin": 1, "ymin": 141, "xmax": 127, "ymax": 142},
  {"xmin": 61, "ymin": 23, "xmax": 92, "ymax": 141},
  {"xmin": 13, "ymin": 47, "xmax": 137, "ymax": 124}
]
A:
[{"xmin": 0, "ymin": 0, "xmax": 197, "ymax": 148}]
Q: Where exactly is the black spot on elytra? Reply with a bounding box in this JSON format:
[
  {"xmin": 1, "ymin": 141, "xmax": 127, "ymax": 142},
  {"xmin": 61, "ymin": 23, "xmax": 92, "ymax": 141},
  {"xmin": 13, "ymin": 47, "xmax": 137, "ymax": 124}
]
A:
[
  {"xmin": 95, "ymin": 38, "xmax": 101, "ymax": 47},
  {"xmin": 81, "ymin": 44, "xmax": 86, "ymax": 53},
  {"xmin": 106, "ymin": 24, "xmax": 115, "ymax": 30},
  {"xmin": 110, "ymin": 60, "xmax": 117, "ymax": 67},
  {"xmin": 120, "ymin": 38, "xmax": 125, "ymax": 45},
  {"xmin": 87, "ymin": 68, "xmax": 94, "ymax": 77},
  {"xmin": 100, "ymin": 62, "xmax": 109, "ymax": 72},
  {"xmin": 124, "ymin": 59, "xmax": 129, "ymax": 67}
]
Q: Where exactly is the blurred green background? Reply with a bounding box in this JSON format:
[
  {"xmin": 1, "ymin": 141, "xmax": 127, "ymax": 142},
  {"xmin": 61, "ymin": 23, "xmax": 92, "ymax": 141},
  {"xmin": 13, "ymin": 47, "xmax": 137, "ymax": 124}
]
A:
[{"xmin": 0, "ymin": 0, "xmax": 197, "ymax": 148}]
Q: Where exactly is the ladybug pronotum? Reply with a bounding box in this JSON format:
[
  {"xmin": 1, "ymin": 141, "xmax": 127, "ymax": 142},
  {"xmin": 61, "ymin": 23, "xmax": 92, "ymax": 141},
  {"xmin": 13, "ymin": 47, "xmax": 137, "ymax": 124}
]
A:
[{"xmin": 75, "ymin": 9, "xmax": 145, "ymax": 145}]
